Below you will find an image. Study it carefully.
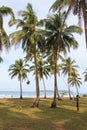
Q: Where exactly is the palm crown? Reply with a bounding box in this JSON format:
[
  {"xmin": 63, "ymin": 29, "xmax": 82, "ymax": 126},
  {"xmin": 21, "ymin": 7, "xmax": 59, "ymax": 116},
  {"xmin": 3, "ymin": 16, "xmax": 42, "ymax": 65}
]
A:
[{"xmin": 0, "ymin": 6, "xmax": 15, "ymax": 50}]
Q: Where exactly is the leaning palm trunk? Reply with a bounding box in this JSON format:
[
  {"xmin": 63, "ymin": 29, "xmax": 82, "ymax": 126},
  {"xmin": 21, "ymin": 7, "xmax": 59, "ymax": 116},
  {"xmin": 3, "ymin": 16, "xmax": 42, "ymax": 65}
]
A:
[
  {"xmin": 42, "ymin": 78, "xmax": 46, "ymax": 98},
  {"xmin": 20, "ymin": 77, "xmax": 22, "ymax": 99},
  {"xmin": 31, "ymin": 51, "xmax": 40, "ymax": 107}
]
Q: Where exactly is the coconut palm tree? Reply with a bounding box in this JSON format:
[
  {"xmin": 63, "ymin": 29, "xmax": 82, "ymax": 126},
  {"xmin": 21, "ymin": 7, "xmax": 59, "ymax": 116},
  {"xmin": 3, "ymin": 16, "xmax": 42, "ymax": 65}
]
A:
[
  {"xmin": 8, "ymin": 59, "xmax": 29, "ymax": 99},
  {"xmin": 0, "ymin": 6, "xmax": 15, "ymax": 50},
  {"xmin": 9, "ymin": 3, "xmax": 41, "ymax": 107},
  {"xmin": 61, "ymin": 57, "xmax": 78, "ymax": 99},
  {"xmin": 47, "ymin": 52, "xmax": 63, "ymax": 100},
  {"xmin": 36, "ymin": 59, "xmax": 50, "ymax": 99},
  {"xmin": 50, "ymin": 0, "xmax": 87, "ymax": 47},
  {"xmin": 41, "ymin": 12, "xmax": 82, "ymax": 108},
  {"xmin": 29, "ymin": 53, "xmax": 50, "ymax": 98},
  {"xmin": 68, "ymin": 71, "xmax": 82, "ymax": 96}
]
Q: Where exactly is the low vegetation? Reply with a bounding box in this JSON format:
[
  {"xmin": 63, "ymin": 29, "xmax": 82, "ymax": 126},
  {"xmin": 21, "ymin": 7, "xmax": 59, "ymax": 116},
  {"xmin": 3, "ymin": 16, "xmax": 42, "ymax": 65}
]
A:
[{"xmin": 0, "ymin": 97, "xmax": 87, "ymax": 130}]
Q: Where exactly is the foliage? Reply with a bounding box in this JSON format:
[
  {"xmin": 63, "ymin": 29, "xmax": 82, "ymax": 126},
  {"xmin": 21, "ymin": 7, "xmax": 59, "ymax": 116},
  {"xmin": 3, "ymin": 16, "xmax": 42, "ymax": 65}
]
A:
[
  {"xmin": 68, "ymin": 72, "xmax": 82, "ymax": 87},
  {"xmin": 0, "ymin": 6, "xmax": 15, "ymax": 51},
  {"xmin": 8, "ymin": 59, "xmax": 29, "ymax": 81},
  {"xmin": 50, "ymin": 0, "xmax": 87, "ymax": 47},
  {"xmin": 83, "ymin": 69, "xmax": 87, "ymax": 81}
]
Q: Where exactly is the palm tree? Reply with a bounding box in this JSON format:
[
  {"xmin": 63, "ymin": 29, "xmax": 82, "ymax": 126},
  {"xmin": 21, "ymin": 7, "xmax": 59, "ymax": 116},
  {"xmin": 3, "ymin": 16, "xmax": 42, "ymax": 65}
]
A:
[
  {"xmin": 9, "ymin": 3, "xmax": 41, "ymax": 107},
  {"xmin": 0, "ymin": 6, "xmax": 15, "ymax": 50},
  {"xmin": 29, "ymin": 53, "xmax": 50, "ymax": 98},
  {"xmin": 47, "ymin": 52, "xmax": 63, "ymax": 100},
  {"xmin": 41, "ymin": 12, "xmax": 82, "ymax": 108},
  {"xmin": 68, "ymin": 71, "xmax": 82, "ymax": 96},
  {"xmin": 8, "ymin": 59, "xmax": 29, "ymax": 99},
  {"xmin": 61, "ymin": 57, "xmax": 78, "ymax": 99},
  {"xmin": 50, "ymin": 0, "xmax": 87, "ymax": 47}
]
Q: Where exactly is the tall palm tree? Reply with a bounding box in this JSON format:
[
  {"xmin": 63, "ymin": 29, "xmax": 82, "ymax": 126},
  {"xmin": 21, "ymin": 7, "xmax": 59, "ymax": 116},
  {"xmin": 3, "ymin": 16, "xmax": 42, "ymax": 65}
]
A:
[
  {"xmin": 9, "ymin": 3, "xmax": 41, "ymax": 107},
  {"xmin": 8, "ymin": 59, "xmax": 29, "ymax": 99},
  {"xmin": 61, "ymin": 57, "xmax": 78, "ymax": 99},
  {"xmin": 50, "ymin": 0, "xmax": 87, "ymax": 47},
  {"xmin": 41, "ymin": 12, "xmax": 82, "ymax": 108},
  {"xmin": 68, "ymin": 71, "xmax": 82, "ymax": 96},
  {"xmin": 0, "ymin": 6, "xmax": 15, "ymax": 50}
]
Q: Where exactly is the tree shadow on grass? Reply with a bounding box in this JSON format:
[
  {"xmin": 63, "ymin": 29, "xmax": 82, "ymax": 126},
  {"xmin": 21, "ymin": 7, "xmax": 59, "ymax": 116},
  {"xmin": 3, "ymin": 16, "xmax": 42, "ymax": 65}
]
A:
[
  {"xmin": 0, "ymin": 98, "xmax": 62, "ymax": 130},
  {"xmin": 0, "ymin": 98, "xmax": 86, "ymax": 130},
  {"xmin": 38, "ymin": 98, "xmax": 87, "ymax": 130},
  {"xmin": 0, "ymin": 107, "xmax": 61, "ymax": 130},
  {"xmin": 62, "ymin": 110, "xmax": 87, "ymax": 130},
  {"xmin": 34, "ymin": 106, "xmax": 87, "ymax": 130}
]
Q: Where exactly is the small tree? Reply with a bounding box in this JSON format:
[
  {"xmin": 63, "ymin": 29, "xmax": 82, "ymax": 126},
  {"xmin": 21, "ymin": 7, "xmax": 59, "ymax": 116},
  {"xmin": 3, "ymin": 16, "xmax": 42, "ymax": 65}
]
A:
[
  {"xmin": 61, "ymin": 57, "xmax": 79, "ymax": 99},
  {"xmin": 28, "ymin": 52, "xmax": 50, "ymax": 99},
  {"xmin": 8, "ymin": 59, "xmax": 29, "ymax": 99},
  {"xmin": 68, "ymin": 71, "xmax": 82, "ymax": 96},
  {"xmin": 35, "ymin": 58, "xmax": 50, "ymax": 99}
]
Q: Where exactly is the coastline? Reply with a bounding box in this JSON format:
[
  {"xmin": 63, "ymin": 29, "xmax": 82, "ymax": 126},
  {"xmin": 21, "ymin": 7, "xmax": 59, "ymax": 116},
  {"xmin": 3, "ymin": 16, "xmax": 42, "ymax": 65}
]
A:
[
  {"xmin": 0, "ymin": 90, "xmax": 78, "ymax": 98},
  {"xmin": 0, "ymin": 90, "xmax": 85, "ymax": 98},
  {"xmin": 0, "ymin": 90, "xmax": 53, "ymax": 98}
]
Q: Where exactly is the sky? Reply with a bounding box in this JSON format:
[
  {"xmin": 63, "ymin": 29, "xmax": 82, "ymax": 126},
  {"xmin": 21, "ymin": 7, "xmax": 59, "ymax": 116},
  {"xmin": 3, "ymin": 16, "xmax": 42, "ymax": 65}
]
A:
[{"xmin": 0, "ymin": 0, "xmax": 87, "ymax": 94}]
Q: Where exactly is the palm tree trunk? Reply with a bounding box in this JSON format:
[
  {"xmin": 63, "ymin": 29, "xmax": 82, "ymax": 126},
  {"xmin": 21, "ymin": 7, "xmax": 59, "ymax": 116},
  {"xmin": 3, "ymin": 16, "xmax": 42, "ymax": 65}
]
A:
[
  {"xmin": 20, "ymin": 77, "xmax": 22, "ymax": 99},
  {"xmin": 51, "ymin": 46, "xmax": 59, "ymax": 108},
  {"xmin": 56, "ymin": 73, "xmax": 61, "ymax": 100},
  {"xmin": 36, "ymin": 70, "xmax": 39, "ymax": 98},
  {"xmin": 56, "ymin": 85, "xmax": 62, "ymax": 100},
  {"xmin": 68, "ymin": 76, "xmax": 72, "ymax": 100},
  {"xmin": 51, "ymin": 60, "xmax": 57, "ymax": 108},
  {"xmin": 76, "ymin": 86, "xmax": 79, "ymax": 96},
  {"xmin": 31, "ymin": 51, "xmax": 40, "ymax": 107},
  {"xmin": 68, "ymin": 83, "xmax": 72, "ymax": 100},
  {"xmin": 42, "ymin": 78, "xmax": 46, "ymax": 98}
]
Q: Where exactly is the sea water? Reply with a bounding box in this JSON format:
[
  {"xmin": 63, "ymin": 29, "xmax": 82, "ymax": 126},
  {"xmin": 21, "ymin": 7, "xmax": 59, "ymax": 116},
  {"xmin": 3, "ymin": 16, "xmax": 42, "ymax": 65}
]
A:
[
  {"xmin": 0, "ymin": 91, "xmax": 53, "ymax": 98},
  {"xmin": 0, "ymin": 90, "xmax": 76, "ymax": 98}
]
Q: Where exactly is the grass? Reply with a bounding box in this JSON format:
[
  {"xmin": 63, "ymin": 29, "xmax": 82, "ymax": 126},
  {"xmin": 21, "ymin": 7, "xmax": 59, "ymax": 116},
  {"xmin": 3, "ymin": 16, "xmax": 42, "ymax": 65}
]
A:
[{"xmin": 0, "ymin": 97, "xmax": 87, "ymax": 130}]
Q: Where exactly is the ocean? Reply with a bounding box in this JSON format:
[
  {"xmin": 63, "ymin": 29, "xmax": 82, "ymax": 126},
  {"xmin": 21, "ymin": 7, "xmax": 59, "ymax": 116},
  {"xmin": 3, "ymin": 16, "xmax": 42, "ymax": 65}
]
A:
[
  {"xmin": 0, "ymin": 90, "xmax": 53, "ymax": 98},
  {"xmin": 0, "ymin": 90, "xmax": 76, "ymax": 98}
]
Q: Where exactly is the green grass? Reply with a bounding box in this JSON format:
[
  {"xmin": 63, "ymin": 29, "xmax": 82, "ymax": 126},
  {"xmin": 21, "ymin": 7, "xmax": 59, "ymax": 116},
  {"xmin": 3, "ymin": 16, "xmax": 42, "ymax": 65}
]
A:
[{"xmin": 0, "ymin": 97, "xmax": 87, "ymax": 130}]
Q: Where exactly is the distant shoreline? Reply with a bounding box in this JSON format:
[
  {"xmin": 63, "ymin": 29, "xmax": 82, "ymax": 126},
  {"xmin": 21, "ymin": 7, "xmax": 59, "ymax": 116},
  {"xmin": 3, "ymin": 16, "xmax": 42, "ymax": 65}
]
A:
[{"xmin": 0, "ymin": 90, "xmax": 85, "ymax": 98}]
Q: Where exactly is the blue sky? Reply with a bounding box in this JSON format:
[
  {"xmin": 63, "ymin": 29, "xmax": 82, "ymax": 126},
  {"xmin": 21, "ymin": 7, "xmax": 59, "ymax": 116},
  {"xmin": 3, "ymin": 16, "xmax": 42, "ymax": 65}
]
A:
[{"xmin": 0, "ymin": 0, "xmax": 87, "ymax": 94}]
